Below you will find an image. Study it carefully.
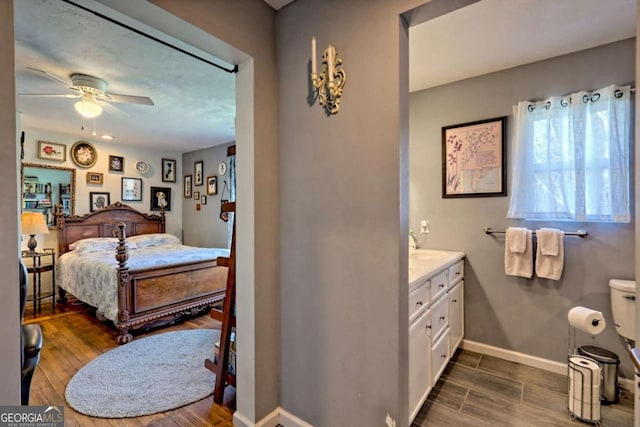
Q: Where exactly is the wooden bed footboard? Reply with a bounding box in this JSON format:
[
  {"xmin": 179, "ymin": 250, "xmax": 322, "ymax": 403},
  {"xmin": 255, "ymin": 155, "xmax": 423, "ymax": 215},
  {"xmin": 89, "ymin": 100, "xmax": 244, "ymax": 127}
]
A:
[{"xmin": 113, "ymin": 222, "xmax": 227, "ymax": 344}]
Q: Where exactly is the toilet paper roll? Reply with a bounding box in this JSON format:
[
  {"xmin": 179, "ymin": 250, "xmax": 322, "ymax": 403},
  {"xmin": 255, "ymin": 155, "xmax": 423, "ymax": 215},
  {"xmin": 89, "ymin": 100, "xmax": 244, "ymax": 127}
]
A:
[
  {"xmin": 568, "ymin": 306, "xmax": 606, "ymax": 335},
  {"xmin": 569, "ymin": 356, "xmax": 601, "ymax": 406},
  {"xmin": 569, "ymin": 395, "xmax": 601, "ymax": 421}
]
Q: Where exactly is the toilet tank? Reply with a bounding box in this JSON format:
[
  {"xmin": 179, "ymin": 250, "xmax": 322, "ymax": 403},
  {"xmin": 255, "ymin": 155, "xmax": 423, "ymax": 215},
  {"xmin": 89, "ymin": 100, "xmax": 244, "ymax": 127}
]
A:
[{"xmin": 609, "ymin": 279, "xmax": 636, "ymax": 341}]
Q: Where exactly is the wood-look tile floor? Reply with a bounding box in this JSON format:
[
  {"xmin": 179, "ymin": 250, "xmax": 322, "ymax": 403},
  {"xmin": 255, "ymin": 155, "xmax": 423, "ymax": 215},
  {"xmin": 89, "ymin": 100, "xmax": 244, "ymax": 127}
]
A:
[{"xmin": 412, "ymin": 349, "xmax": 634, "ymax": 427}]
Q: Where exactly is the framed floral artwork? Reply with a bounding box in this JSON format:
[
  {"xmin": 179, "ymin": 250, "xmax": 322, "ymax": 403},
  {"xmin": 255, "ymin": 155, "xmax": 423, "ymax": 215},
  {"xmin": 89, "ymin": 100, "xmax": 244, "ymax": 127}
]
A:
[
  {"xmin": 37, "ymin": 140, "xmax": 66, "ymax": 162},
  {"xmin": 70, "ymin": 141, "xmax": 97, "ymax": 168},
  {"xmin": 442, "ymin": 116, "xmax": 507, "ymax": 198}
]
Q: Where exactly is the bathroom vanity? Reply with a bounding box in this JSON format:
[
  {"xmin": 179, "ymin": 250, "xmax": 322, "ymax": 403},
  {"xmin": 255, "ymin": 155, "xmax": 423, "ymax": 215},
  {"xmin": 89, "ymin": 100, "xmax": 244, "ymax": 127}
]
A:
[{"xmin": 408, "ymin": 249, "xmax": 465, "ymax": 422}]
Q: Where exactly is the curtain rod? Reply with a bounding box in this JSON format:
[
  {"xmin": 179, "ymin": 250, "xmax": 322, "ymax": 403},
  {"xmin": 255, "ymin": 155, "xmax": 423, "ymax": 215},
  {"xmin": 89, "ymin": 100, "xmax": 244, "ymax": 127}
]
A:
[
  {"xmin": 483, "ymin": 227, "xmax": 588, "ymax": 238},
  {"xmin": 62, "ymin": 0, "xmax": 238, "ymax": 74}
]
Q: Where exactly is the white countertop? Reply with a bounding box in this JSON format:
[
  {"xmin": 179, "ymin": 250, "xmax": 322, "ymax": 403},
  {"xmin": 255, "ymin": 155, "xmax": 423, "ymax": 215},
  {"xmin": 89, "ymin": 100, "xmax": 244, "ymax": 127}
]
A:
[{"xmin": 409, "ymin": 249, "xmax": 465, "ymax": 286}]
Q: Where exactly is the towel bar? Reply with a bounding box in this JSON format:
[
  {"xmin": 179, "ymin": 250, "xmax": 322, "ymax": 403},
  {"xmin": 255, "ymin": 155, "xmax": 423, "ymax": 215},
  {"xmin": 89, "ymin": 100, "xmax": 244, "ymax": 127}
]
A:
[{"xmin": 483, "ymin": 227, "xmax": 588, "ymax": 238}]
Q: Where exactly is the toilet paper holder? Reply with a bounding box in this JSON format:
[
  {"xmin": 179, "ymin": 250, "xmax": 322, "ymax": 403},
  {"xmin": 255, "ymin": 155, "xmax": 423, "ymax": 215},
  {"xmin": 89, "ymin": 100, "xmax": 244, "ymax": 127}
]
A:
[{"xmin": 568, "ymin": 317, "xmax": 603, "ymax": 425}]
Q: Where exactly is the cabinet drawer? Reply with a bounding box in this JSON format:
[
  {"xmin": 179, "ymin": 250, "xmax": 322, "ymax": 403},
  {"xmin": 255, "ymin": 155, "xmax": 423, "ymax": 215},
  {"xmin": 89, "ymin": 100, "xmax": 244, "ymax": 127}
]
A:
[
  {"xmin": 430, "ymin": 292, "xmax": 449, "ymax": 340},
  {"xmin": 449, "ymin": 260, "xmax": 464, "ymax": 286},
  {"xmin": 431, "ymin": 329, "xmax": 450, "ymax": 385},
  {"xmin": 430, "ymin": 269, "xmax": 448, "ymax": 302},
  {"xmin": 409, "ymin": 279, "xmax": 429, "ymax": 322}
]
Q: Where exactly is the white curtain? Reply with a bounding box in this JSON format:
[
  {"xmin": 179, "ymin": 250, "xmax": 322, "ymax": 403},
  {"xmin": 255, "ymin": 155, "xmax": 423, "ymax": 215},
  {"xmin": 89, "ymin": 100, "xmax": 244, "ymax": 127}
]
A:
[{"xmin": 507, "ymin": 84, "xmax": 631, "ymax": 223}]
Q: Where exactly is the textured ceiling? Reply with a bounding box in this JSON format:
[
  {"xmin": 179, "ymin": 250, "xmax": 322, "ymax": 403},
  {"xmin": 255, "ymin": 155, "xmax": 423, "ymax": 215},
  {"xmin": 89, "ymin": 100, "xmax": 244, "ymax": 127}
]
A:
[{"xmin": 14, "ymin": 0, "xmax": 236, "ymax": 152}]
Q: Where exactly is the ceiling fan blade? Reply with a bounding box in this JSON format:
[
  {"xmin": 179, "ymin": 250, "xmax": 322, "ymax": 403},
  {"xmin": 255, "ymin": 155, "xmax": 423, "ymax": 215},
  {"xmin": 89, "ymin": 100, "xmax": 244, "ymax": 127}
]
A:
[
  {"xmin": 26, "ymin": 67, "xmax": 73, "ymax": 88},
  {"xmin": 18, "ymin": 93, "xmax": 80, "ymax": 98},
  {"xmin": 101, "ymin": 101, "xmax": 131, "ymax": 118},
  {"xmin": 104, "ymin": 93, "xmax": 154, "ymax": 106}
]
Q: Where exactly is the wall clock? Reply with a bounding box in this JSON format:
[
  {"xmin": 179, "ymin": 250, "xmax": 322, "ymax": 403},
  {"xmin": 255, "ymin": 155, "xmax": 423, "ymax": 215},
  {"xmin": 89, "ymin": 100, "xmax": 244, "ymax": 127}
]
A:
[
  {"xmin": 218, "ymin": 161, "xmax": 227, "ymax": 176},
  {"xmin": 70, "ymin": 141, "xmax": 97, "ymax": 168}
]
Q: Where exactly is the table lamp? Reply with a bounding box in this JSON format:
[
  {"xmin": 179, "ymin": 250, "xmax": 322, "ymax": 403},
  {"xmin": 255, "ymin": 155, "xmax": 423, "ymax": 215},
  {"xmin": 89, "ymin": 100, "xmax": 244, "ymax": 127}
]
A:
[{"xmin": 21, "ymin": 212, "xmax": 49, "ymax": 254}]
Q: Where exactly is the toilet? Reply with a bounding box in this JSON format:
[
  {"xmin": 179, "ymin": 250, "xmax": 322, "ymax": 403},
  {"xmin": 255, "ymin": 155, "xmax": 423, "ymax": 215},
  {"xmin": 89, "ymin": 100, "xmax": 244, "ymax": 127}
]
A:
[{"xmin": 609, "ymin": 279, "xmax": 636, "ymax": 344}]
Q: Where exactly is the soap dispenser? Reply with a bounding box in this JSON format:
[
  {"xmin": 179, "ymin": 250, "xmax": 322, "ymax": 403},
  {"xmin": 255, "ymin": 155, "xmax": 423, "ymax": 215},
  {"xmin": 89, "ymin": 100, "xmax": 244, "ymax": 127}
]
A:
[{"xmin": 409, "ymin": 229, "xmax": 417, "ymax": 250}]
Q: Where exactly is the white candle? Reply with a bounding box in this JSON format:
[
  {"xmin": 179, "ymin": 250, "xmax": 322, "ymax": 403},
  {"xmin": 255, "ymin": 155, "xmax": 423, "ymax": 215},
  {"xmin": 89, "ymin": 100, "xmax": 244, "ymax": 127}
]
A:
[
  {"xmin": 311, "ymin": 37, "xmax": 317, "ymax": 74},
  {"xmin": 328, "ymin": 45, "xmax": 334, "ymax": 83}
]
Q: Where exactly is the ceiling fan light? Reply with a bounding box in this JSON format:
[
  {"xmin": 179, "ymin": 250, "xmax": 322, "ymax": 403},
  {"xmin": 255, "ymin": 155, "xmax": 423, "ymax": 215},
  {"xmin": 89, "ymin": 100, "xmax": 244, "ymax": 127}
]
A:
[{"xmin": 74, "ymin": 99, "xmax": 102, "ymax": 118}]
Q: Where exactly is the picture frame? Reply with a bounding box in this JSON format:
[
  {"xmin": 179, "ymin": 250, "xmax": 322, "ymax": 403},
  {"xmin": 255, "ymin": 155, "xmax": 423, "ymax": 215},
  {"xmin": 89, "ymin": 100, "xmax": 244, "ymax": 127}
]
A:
[
  {"xmin": 109, "ymin": 155, "xmax": 124, "ymax": 172},
  {"xmin": 70, "ymin": 141, "xmax": 97, "ymax": 168},
  {"xmin": 86, "ymin": 172, "xmax": 103, "ymax": 184},
  {"xmin": 184, "ymin": 175, "xmax": 192, "ymax": 198},
  {"xmin": 442, "ymin": 116, "xmax": 507, "ymax": 198},
  {"xmin": 194, "ymin": 160, "xmax": 204, "ymax": 186},
  {"xmin": 89, "ymin": 192, "xmax": 110, "ymax": 212},
  {"xmin": 162, "ymin": 158, "xmax": 177, "ymax": 182},
  {"xmin": 150, "ymin": 186, "xmax": 171, "ymax": 211},
  {"xmin": 193, "ymin": 191, "xmax": 200, "ymax": 200},
  {"xmin": 201, "ymin": 195, "xmax": 207, "ymax": 205},
  {"xmin": 121, "ymin": 177, "xmax": 143, "ymax": 201},
  {"xmin": 206, "ymin": 176, "xmax": 217, "ymax": 195},
  {"xmin": 37, "ymin": 140, "xmax": 66, "ymax": 162}
]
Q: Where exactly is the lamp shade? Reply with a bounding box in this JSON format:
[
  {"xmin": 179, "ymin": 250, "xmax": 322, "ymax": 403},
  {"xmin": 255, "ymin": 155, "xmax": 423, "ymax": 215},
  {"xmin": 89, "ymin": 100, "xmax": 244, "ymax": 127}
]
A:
[
  {"xmin": 21, "ymin": 212, "xmax": 50, "ymax": 236},
  {"xmin": 74, "ymin": 94, "xmax": 103, "ymax": 119}
]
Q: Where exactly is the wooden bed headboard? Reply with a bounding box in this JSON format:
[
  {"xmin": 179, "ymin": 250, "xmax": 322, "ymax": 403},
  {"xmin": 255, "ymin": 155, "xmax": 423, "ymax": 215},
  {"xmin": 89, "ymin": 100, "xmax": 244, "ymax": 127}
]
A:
[{"xmin": 56, "ymin": 202, "xmax": 165, "ymax": 254}]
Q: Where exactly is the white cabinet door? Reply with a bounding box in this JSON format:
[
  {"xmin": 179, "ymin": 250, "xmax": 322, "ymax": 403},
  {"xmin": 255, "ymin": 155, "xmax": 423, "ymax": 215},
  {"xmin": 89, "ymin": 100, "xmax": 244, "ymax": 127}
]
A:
[
  {"xmin": 409, "ymin": 309, "xmax": 431, "ymax": 421},
  {"xmin": 449, "ymin": 280, "xmax": 464, "ymax": 354}
]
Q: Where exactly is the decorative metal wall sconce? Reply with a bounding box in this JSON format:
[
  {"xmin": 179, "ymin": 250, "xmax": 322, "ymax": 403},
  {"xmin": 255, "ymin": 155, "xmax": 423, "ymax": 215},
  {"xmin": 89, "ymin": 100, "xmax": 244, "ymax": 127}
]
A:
[{"xmin": 310, "ymin": 37, "xmax": 346, "ymax": 115}]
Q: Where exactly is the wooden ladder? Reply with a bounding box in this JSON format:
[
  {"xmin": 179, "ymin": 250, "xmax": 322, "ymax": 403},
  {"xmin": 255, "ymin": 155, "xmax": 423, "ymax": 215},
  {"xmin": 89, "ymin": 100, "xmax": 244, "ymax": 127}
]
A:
[{"xmin": 204, "ymin": 201, "xmax": 236, "ymax": 404}]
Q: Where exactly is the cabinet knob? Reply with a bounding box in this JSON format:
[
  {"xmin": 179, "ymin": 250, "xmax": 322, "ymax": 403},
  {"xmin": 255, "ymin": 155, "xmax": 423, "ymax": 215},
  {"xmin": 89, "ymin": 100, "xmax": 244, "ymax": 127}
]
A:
[
  {"xmin": 439, "ymin": 284, "xmax": 445, "ymax": 288},
  {"xmin": 452, "ymin": 299, "xmax": 457, "ymax": 303},
  {"xmin": 441, "ymin": 354, "xmax": 447, "ymax": 359},
  {"xmin": 426, "ymin": 325, "xmax": 431, "ymax": 329},
  {"xmin": 440, "ymin": 316, "xmax": 445, "ymax": 321},
  {"xmin": 456, "ymin": 272, "xmax": 461, "ymax": 276},
  {"xmin": 416, "ymin": 301, "xmax": 423, "ymax": 306}
]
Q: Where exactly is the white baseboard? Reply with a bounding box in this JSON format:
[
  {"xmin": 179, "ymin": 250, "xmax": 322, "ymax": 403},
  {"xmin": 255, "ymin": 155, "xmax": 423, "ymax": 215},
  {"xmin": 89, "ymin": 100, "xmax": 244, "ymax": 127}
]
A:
[
  {"xmin": 461, "ymin": 339, "xmax": 567, "ymax": 375},
  {"xmin": 233, "ymin": 407, "xmax": 313, "ymax": 427}
]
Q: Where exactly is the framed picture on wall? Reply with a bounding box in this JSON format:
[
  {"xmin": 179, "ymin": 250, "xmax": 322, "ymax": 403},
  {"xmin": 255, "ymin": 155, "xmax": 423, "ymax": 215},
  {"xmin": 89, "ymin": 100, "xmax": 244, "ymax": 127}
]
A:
[
  {"xmin": 37, "ymin": 140, "xmax": 66, "ymax": 162},
  {"xmin": 109, "ymin": 155, "xmax": 124, "ymax": 172},
  {"xmin": 121, "ymin": 177, "xmax": 142, "ymax": 201},
  {"xmin": 184, "ymin": 175, "xmax": 192, "ymax": 198},
  {"xmin": 162, "ymin": 158, "xmax": 177, "ymax": 182},
  {"xmin": 89, "ymin": 192, "xmax": 110, "ymax": 212},
  {"xmin": 150, "ymin": 186, "xmax": 171, "ymax": 211},
  {"xmin": 193, "ymin": 191, "xmax": 200, "ymax": 200},
  {"xmin": 442, "ymin": 116, "xmax": 507, "ymax": 198},
  {"xmin": 86, "ymin": 172, "xmax": 103, "ymax": 184},
  {"xmin": 194, "ymin": 160, "xmax": 204, "ymax": 186},
  {"xmin": 201, "ymin": 195, "xmax": 207, "ymax": 205},
  {"xmin": 206, "ymin": 176, "xmax": 217, "ymax": 195}
]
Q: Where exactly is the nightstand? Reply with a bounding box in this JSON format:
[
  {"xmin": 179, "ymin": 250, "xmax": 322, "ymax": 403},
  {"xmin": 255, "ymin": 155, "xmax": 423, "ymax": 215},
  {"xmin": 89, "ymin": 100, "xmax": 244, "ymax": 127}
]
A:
[{"xmin": 21, "ymin": 248, "xmax": 56, "ymax": 314}]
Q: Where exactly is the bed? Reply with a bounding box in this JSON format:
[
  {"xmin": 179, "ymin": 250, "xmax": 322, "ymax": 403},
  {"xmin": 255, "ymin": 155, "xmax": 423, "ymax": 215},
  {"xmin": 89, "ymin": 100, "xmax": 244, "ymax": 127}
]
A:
[{"xmin": 55, "ymin": 202, "xmax": 229, "ymax": 344}]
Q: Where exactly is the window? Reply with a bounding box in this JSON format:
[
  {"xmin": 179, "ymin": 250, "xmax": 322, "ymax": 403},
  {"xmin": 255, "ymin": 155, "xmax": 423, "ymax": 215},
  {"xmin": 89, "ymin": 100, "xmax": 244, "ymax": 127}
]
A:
[{"xmin": 507, "ymin": 85, "xmax": 631, "ymax": 223}]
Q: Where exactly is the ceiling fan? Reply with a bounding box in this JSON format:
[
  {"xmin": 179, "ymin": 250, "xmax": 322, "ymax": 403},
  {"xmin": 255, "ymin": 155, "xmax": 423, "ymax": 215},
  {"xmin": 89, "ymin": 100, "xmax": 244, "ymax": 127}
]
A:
[{"xmin": 19, "ymin": 67, "xmax": 154, "ymax": 118}]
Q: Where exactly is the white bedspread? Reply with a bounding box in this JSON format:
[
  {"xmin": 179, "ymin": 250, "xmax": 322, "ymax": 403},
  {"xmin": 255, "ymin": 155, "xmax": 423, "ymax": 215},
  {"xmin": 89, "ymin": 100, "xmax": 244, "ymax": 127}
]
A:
[{"xmin": 56, "ymin": 244, "xmax": 230, "ymax": 322}]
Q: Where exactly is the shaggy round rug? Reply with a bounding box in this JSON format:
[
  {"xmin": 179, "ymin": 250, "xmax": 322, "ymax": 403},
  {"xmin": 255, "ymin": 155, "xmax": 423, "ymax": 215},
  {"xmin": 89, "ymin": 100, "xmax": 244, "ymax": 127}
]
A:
[{"xmin": 65, "ymin": 329, "xmax": 220, "ymax": 418}]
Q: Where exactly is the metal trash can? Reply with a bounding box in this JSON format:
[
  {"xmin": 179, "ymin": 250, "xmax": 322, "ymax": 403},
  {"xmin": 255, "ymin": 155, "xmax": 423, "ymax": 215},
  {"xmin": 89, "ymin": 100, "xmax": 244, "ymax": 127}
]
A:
[{"xmin": 577, "ymin": 345, "xmax": 620, "ymax": 404}]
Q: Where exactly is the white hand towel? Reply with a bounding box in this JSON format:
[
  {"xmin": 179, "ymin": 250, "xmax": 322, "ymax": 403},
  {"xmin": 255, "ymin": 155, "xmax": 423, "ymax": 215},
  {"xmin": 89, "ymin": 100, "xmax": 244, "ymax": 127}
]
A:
[
  {"xmin": 537, "ymin": 228, "xmax": 559, "ymax": 256},
  {"xmin": 506, "ymin": 227, "xmax": 528, "ymax": 254},
  {"xmin": 505, "ymin": 229, "xmax": 533, "ymax": 278},
  {"xmin": 535, "ymin": 229, "xmax": 564, "ymax": 280}
]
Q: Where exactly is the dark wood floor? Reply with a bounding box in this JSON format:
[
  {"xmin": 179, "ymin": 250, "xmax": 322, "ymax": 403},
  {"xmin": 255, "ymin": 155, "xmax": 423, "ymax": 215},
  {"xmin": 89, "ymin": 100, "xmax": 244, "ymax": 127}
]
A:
[
  {"xmin": 413, "ymin": 349, "xmax": 634, "ymax": 427},
  {"xmin": 26, "ymin": 303, "xmax": 235, "ymax": 427}
]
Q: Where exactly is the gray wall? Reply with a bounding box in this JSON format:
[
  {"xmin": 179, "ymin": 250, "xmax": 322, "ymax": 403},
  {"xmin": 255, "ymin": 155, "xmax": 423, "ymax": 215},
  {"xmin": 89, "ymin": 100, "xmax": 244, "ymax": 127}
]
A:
[
  {"xmin": 410, "ymin": 39, "xmax": 636, "ymax": 377},
  {"xmin": 0, "ymin": 0, "xmax": 20, "ymax": 405},
  {"xmin": 276, "ymin": 1, "xmax": 427, "ymax": 425},
  {"xmin": 182, "ymin": 142, "xmax": 234, "ymax": 248}
]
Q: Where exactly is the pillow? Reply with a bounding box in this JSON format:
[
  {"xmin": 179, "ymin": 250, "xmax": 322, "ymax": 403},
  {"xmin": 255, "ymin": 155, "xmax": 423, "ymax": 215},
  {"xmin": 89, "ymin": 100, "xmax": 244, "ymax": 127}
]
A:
[
  {"xmin": 126, "ymin": 233, "xmax": 181, "ymax": 248},
  {"xmin": 69, "ymin": 237, "xmax": 121, "ymax": 254}
]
